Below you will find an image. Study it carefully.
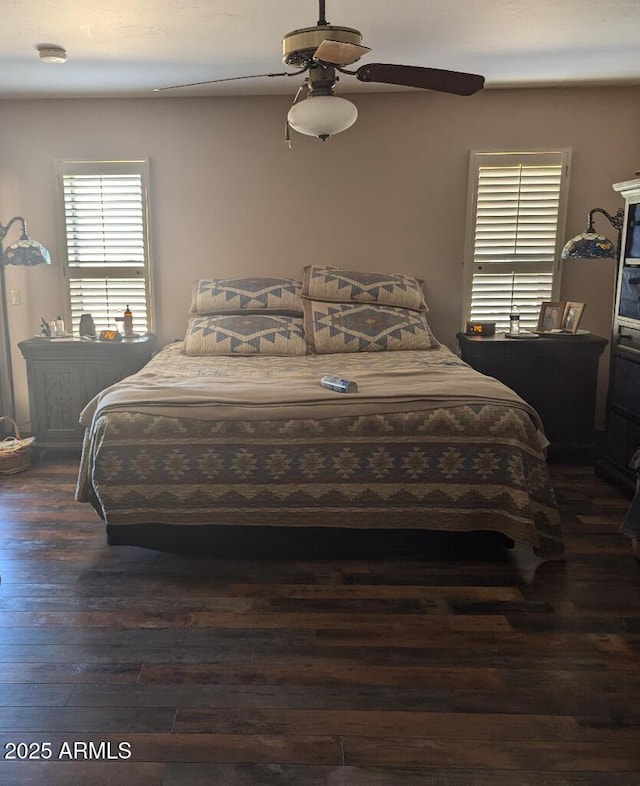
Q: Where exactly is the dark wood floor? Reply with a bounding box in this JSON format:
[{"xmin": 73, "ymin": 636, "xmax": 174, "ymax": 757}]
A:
[{"xmin": 0, "ymin": 454, "xmax": 639, "ymax": 785}]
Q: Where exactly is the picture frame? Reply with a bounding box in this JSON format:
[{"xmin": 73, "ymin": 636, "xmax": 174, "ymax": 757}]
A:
[
  {"xmin": 536, "ymin": 301, "xmax": 565, "ymax": 332},
  {"xmin": 561, "ymin": 301, "xmax": 585, "ymax": 333}
]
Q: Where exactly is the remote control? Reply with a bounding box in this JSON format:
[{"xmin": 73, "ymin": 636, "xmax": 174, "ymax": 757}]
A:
[{"xmin": 320, "ymin": 375, "xmax": 358, "ymax": 394}]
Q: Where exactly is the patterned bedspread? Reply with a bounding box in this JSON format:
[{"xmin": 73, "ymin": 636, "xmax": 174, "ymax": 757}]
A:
[{"xmin": 76, "ymin": 342, "xmax": 564, "ymax": 557}]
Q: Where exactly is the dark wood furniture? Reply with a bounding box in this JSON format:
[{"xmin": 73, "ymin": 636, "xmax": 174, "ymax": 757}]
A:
[
  {"xmin": 457, "ymin": 332, "xmax": 608, "ymax": 461},
  {"xmin": 597, "ymin": 347, "xmax": 640, "ymax": 492},
  {"xmin": 595, "ymin": 177, "xmax": 640, "ymax": 492},
  {"xmin": 18, "ymin": 334, "xmax": 156, "ymax": 450}
]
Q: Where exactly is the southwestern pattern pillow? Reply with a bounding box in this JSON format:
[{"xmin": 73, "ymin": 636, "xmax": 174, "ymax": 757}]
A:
[
  {"xmin": 184, "ymin": 314, "xmax": 307, "ymax": 356},
  {"xmin": 303, "ymin": 300, "xmax": 437, "ymax": 354},
  {"xmin": 190, "ymin": 277, "xmax": 303, "ymax": 315},
  {"xmin": 302, "ymin": 266, "xmax": 427, "ymax": 311}
]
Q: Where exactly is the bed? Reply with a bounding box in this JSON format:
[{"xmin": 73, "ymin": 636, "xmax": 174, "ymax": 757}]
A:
[{"xmin": 75, "ymin": 268, "xmax": 564, "ymax": 558}]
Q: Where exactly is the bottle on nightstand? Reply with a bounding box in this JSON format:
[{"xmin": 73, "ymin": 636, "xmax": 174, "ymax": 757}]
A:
[
  {"xmin": 123, "ymin": 305, "xmax": 134, "ymax": 337},
  {"xmin": 508, "ymin": 305, "xmax": 520, "ymax": 336}
]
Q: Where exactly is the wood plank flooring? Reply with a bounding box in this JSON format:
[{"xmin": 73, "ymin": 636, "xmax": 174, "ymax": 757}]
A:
[{"xmin": 0, "ymin": 454, "xmax": 639, "ymax": 785}]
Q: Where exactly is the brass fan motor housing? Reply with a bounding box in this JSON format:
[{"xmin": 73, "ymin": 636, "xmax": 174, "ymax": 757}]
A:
[{"xmin": 282, "ymin": 25, "xmax": 363, "ymax": 67}]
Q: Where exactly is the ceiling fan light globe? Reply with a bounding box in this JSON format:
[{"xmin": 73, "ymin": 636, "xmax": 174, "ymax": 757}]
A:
[{"xmin": 287, "ymin": 95, "xmax": 358, "ymax": 139}]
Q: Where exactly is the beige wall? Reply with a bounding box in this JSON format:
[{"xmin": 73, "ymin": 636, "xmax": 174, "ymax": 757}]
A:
[{"xmin": 1, "ymin": 86, "xmax": 639, "ymax": 429}]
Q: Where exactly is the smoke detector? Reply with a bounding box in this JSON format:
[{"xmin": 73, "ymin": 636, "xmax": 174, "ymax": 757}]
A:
[{"xmin": 37, "ymin": 45, "xmax": 67, "ymax": 64}]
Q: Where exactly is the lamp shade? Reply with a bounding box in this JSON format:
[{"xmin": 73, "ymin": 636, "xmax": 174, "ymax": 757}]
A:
[
  {"xmin": 1, "ymin": 217, "xmax": 51, "ymax": 267},
  {"xmin": 561, "ymin": 207, "xmax": 624, "ymax": 260},
  {"xmin": 3, "ymin": 236, "xmax": 51, "ymax": 267},
  {"xmin": 561, "ymin": 231, "xmax": 616, "ymax": 260},
  {"xmin": 287, "ymin": 95, "xmax": 358, "ymax": 140}
]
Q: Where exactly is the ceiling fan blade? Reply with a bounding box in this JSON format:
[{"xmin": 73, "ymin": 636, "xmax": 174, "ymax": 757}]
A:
[
  {"xmin": 355, "ymin": 63, "xmax": 485, "ymax": 96},
  {"xmin": 314, "ymin": 39, "xmax": 371, "ymax": 67},
  {"xmin": 154, "ymin": 70, "xmax": 304, "ymax": 92}
]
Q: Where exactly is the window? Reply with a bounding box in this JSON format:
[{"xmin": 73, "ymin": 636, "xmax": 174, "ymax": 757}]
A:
[
  {"xmin": 462, "ymin": 150, "xmax": 571, "ymax": 331},
  {"xmin": 57, "ymin": 160, "xmax": 153, "ymax": 335}
]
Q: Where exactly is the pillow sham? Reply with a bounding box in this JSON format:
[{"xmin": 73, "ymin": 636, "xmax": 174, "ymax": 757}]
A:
[
  {"xmin": 184, "ymin": 314, "xmax": 307, "ymax": 356},
  {"xmin": 190, "ymin": 277, "xmax": 303, "ymax": 315},
  {"xmin": 302, "ymin": 266, "xmax": 427, "ymax": 311},
  {"xmin": 303, "ymin": 300, "xmax": 437, "ymax": 354}
]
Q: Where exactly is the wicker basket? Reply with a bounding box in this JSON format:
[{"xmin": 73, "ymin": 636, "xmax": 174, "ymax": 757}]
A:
[{"xmin": 0, "ymin": 417, "xmax": 34, "ymax": 475}]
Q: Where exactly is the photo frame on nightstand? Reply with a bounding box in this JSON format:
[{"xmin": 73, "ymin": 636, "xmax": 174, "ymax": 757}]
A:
[
  {"xmin": 536, "ymin": 300, "xmax": 586, "ymax": 335},
  {"xmin": 536, "ymin": 302, "xmax": 565, "ymax": 332},
  {"xmin": 561, "ymin": 302, "xmax": 585, "ymax": 334}
]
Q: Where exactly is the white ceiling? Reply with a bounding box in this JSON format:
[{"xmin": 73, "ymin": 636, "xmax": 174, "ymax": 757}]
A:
[{"xmin": 2, "ymin": 0, "xmax": 640, "ymax": 100}]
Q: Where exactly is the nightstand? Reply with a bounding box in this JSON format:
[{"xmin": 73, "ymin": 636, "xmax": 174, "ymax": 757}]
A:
[
  {"xmin": 456, "ymin": 332, "xmax": 608, "ymax": 461},
  {"xmin": 18, "ymin": 335, "xmax": 156, "ymax": 450}
]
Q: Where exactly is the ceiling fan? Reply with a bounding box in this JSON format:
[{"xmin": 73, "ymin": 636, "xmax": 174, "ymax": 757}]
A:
[{"xmin": 155, "ymin": 0, "xmax": 485, "ymax": 142}]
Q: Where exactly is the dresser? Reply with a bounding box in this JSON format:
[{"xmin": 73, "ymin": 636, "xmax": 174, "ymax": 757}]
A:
[{"xmin": 18, "ymin": 335, "xmax": 156, "ymax": 450}]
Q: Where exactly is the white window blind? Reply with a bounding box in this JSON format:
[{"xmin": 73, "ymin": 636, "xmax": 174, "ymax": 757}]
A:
[
  {"xmin": 462, "ymin": 151, "xmax": 570, "ymax": 331},
  {"xmin": 57, "ymin": 160, "xmax": 152, "ymax": 335}
]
